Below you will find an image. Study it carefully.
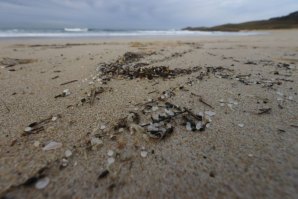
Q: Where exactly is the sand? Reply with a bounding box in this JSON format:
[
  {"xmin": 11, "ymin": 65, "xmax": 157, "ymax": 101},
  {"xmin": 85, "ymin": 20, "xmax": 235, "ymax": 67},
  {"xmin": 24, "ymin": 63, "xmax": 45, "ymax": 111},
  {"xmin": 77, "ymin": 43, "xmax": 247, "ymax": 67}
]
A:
[{"xmin": 0, "ymin": 30, "xmax": 297, "ymax": 199}]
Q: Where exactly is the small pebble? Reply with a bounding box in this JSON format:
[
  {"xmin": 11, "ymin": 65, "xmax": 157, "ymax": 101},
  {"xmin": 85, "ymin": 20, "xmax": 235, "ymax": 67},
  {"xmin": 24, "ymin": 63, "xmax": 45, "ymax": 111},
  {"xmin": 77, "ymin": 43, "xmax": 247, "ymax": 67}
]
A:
[{"xmin": 35, "ymin": 177, "xmax": 50, "ymax": 190}]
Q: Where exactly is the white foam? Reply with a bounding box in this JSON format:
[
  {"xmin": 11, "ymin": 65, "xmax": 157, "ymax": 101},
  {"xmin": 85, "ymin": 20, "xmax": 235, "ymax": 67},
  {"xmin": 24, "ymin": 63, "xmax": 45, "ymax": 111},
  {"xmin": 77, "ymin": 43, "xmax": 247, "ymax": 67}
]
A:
[{"xmin": 0, "ymin": 29, "xmax": 267, "ymax": 38}]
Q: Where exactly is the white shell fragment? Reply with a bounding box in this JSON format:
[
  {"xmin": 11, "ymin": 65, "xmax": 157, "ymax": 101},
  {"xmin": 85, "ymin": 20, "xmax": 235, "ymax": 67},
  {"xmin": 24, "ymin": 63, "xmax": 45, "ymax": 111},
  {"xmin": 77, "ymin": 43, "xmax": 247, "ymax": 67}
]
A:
[
  {"xmin": 107, "ymin": 150, "xmax": 114, "ymax": 157},
  {"xmin": 196, "ymin": 122, "xmax": 202, "ymax": 130},
  {"xmin": 43, "ymin": 141, "xmax": 62, "ymax": 151},
  {"xmin": 63, "ymin": 89, "xmax": 70, "ymax": 96},
  {"xmin": 141, "ymin": 150, "xmax": 148, "ymax": 158},
  {"xmin": 164, "ymin": 109, "xmax": 174, "ymax": 116},
  {"xmin": 186, "ymin": 122, "xmax": 192, "ymax": 131},
  {"xmin": 64, "ymin": 149, "xmax": 72, "ymax": 158},
  {"xmin": 24, "ymin": 127, "xmax": 33, "ymax": 133},
  {"xmin": 35, "ymin": 177, "xmax": 50, "ymax": 189},
  {"xmin": 61, "ymin": 158, "xmax": 69, "ymax": 167},
  {"xmin": 51, "ymin": 116, "xmax": 58, "ymax": 121},
  {"xmin": 238, "ymin": 123, "xmax": 245, "ymax": 128},
  {"xmin": 205, "ymin": 111, "xmax": 216, "ymax": 117},
  {"xmin": 100, "ymin": 125, "xmax": 106, "ymax": 130}
]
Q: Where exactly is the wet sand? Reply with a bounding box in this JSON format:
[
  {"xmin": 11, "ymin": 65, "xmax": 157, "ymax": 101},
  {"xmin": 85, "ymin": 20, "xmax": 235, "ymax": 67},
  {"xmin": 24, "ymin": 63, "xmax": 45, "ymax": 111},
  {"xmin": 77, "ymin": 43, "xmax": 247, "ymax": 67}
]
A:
[{"xmin": 0, "ymin": 30, "xmax": 298, "ymax": 199}]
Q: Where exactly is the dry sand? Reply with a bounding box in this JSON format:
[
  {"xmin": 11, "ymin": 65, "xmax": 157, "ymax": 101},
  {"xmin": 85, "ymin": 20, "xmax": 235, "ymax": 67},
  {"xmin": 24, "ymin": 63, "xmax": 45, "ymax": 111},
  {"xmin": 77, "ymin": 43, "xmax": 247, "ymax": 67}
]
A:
[{"xmin": 0, "ymin": 30, "xmax": 297, "ymax": 199}]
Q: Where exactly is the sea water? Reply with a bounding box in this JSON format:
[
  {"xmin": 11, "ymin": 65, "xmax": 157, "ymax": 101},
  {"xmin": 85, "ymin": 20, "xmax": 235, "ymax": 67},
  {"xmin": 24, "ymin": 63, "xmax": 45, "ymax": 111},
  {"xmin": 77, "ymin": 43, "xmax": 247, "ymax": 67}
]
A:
[{"xmin": 0, "ymin": 28, "xmax": 265, "ymax": 38}]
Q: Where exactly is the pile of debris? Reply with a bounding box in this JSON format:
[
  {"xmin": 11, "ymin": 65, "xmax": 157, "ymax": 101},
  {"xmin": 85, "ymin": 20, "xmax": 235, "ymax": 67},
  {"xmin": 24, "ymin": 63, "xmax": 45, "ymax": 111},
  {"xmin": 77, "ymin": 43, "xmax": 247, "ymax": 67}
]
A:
[
  {"xmin": 96, "ymin": 52, "xmax": 201, "ymax": 81},
  {"xmin": 113, "ymin": 100, "xmax": 215, "ymax": 140}
]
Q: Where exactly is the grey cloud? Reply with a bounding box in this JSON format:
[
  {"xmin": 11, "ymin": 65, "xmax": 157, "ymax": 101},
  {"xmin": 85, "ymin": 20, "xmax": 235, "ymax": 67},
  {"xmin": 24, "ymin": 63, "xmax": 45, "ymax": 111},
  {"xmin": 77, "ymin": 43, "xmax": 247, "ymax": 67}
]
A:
[{"xmin": 0, "ymin": 0, "xmax": 297, "ymax": 29}]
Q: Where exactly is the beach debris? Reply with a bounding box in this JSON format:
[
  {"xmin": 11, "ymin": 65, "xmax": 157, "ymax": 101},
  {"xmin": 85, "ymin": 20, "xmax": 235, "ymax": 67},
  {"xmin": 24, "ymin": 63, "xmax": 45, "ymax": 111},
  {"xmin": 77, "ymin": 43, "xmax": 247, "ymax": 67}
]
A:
[
  {"xmin": 64, "ymin": 149, "xmax": 73, "ymax": 158},
  {"xmin": 238, "ymin": 124, "xmax": 245, "ymax": 128},
  {"xmin": 107, "ymin": 150, "xmax": 114, "ymax": 157},
  {"xmin": 0, "ymin": 57, "xmax": 37, "ymax": 67},
  {"xmin": 61, "ymin": 158, "xmax": 69, "ymax": 168},
  {"xmin": 35, "ymin": 177, "xmax": 50, "ymax": 190},
  {"xmin": 87, "ymin": 87, "xmax": 105, "ymax": 105},
  {"xmin": 55, "ymin": 89, "xmax": 71, "ymax": 98},
  {"xmin": 100, "ymin": 124, "xmax": 106, "ymax": 130},
  {"xmin": 258, "ymin": 108, "xmax": 272, "ymax": 115},
  {"xmin": 43, "ymin": 141, "xmax": 62, "ymax": 151},
  {"xmin": 244, "ymin": 61, "xmax": 257, "ymax": 65},
  {"xmin": 141, "ymin": 150, "xmax": 148, "ymax": 158},
  {"xmin": 96, "ymin": 52, "xmax": 201, "ymax": 82},
  {"xmin": 191, "ymin": 93, "xmax": 214, "ymax": 109},
  {"xmin": 23, "ymin": 116, "xmax": 53, "ymax": 135},
  {"xmin": 114, "ymin": 100, "xmax": 212, "ymax": 140},
  {"xmin": 98, "ymin": 170, "xmax": 110, "ymax": 179},
  {"xmin": 51, "ymin": 75, "xmax": 59, "ymax": 80},
  {"xmin": 60, "ymin": 80, "xmax": 78, "ymax": 86}
]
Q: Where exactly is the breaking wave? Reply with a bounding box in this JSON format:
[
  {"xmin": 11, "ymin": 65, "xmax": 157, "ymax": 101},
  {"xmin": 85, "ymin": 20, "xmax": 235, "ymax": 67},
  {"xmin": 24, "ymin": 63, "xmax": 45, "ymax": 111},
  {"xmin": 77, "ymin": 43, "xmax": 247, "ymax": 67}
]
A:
[{"xmin": 0, "ymin": 28, "xmax": 266, "ymax": 38}]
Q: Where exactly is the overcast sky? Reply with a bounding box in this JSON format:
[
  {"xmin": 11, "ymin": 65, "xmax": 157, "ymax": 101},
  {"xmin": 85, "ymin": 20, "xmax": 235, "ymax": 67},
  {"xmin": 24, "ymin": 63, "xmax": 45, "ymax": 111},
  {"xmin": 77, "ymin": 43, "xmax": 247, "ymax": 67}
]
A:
[{"xmin": 0, "ymin": 0, "xmax": 297, "ymax": 29}]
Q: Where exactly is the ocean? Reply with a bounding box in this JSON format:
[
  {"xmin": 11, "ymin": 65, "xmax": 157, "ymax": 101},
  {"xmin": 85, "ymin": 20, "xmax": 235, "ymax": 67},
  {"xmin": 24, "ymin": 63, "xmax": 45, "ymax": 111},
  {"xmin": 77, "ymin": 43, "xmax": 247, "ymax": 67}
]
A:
[{"xmin": 0, "ymin": 28, "xmax": 264, "ymax": 38}]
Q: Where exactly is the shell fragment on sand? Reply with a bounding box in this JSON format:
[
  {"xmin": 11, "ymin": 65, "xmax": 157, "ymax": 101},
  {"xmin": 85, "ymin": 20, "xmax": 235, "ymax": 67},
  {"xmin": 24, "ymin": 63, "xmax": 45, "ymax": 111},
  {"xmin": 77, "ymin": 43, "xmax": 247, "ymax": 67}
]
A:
[
  {"xmin": 35, "ymin": 177, "xmax": 50, "ymax": 189},
  {"xmin": 43, "ymin": 141, "xmax": 62, "ymax": 151}
]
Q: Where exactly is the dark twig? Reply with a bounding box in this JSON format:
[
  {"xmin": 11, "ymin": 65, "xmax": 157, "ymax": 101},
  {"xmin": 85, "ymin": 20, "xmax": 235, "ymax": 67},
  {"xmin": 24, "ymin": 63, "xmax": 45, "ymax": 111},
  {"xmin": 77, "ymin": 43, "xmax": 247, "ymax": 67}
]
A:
[
  {"xmin": 60, "ymin": 80, "xmax": 78, "ymax": 86},
  {"xmin": 184, "ymin": 108, "xmax": 202, "ymax": 121},
  {"xmin": 191, "ymin": 92, "xmax": 214, "ymax": 109},
  {"xmin": 257, "ymin": 108, "xmax": 272, "ymax": 115}
]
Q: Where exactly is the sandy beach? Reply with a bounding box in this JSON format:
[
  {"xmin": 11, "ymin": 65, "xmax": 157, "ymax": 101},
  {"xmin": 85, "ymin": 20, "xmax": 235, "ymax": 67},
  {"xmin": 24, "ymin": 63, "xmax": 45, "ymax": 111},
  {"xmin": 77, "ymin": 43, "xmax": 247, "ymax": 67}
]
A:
[{"xmin": 0, "ymin": 30, "xmax": 297, "ymax": 199}]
